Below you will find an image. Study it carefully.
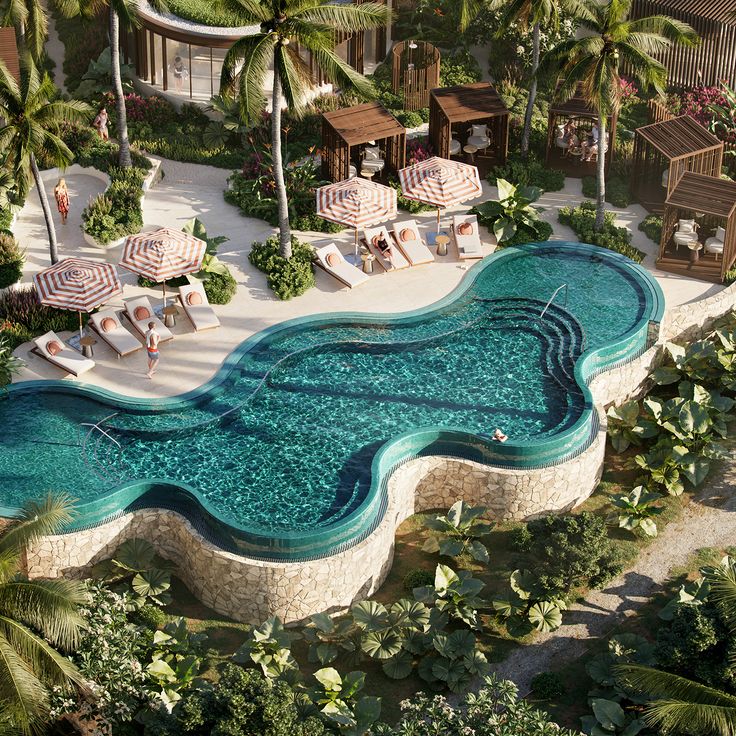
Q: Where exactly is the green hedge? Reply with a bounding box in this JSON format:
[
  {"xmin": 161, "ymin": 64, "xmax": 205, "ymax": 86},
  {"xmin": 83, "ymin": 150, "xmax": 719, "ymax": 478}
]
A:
[
  {"xmin": 639, "ymin": 214, "xmax": 663, "ymax": 244},
  {"xmin": 581, "ymin": 175, "xmax": 632, "ymax": 208},
  {"xmin": 499, "ymin": 221, "xmax": 553, "ymax": 248},
  {"xmin": 165, "ymin": 0, "xmax": 250, "ymax": 27},
  {"xmin": 558, "ymin": 201, "xmax": 645, "ymax": 263},
  {"xmin": 0, "ymin": 233, "xmax": 24, "ymax": 289},
  {"xmin": 489, "ymin": 156, "xmax": 565, "ymax": 192},
  {"xmin": 249, "ymin": 236, "xmax": 315, "ymax": 301},
  {"xmin": 203, "ymin": 270, "xmax": 237, "ymax": 305}
]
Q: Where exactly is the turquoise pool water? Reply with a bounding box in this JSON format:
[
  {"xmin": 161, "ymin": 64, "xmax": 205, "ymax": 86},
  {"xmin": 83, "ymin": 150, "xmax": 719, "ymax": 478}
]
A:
[{"xmin": 0, "ymin": 243, "xmax": 664, "ymax": 559}]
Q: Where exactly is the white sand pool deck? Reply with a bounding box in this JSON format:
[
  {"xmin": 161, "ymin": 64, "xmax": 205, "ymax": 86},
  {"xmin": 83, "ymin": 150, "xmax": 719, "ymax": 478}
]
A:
[{"xmin": 10, "ymin": 157, "xmax": 724, "ymax": 399}]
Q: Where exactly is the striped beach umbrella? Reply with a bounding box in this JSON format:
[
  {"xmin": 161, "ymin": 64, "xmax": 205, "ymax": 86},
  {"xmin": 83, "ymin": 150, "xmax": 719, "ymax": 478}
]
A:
[
  {"xmin": 120, "ymin": 227, "xmax": 207, "ymax": 303},
  {"xmin": 398, "ymin": 157, "xmax": 482, "ymax": 235},
  {"xmin": 33, "ymin": 258, "xmax": 122, "ymax": 340},
  {"xmin": 316, "ymin": 178, "xmax": 397, "ymax": 263}
]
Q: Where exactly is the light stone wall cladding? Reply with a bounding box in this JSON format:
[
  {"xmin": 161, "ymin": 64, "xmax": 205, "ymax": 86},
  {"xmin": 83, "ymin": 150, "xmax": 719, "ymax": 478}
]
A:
[{"xmin": 22, "ymin": 282, "xmax": 736, "ymax": 624}]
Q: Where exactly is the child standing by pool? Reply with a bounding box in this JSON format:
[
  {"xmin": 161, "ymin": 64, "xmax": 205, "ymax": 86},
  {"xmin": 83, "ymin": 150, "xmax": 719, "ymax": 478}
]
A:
[{"xmin": 146, "ymin": 322, "xmax": 160, "ymax": 379}]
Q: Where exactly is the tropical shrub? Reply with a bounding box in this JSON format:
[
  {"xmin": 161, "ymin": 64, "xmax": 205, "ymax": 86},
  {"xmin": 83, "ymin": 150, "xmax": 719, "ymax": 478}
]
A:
[
  {"xmin": 81, "ymin": 194, "xmax": 121, "ymax": 244},
  {"xmin": 439, "ymin": 50, "xmax": 482, "ymax": 87},
  {"xmin": 203, "ymin": 269, "xmax": 237, "ymax": 305},
  {"xmin": 0, "ymin": 231, "xmax": 24, "ymax": 288},
  {"xmin": 489, "ymin": 156, "xmax": 565, "ymax": 192},
  {"xmin": 422, "ymin": 500, "xmax": 494, "ymax": 563},
  {"xmin": 639, "ymin": 214, "xmax": 662, "ymax": 244},
  {"xmin": 308, "ymin": 667, "xmax": 381, "ymax": 734},
  {"xmin": 558, "ymin": 202, "xmax": 644, "ymax": 263},
  {"xmin": 521, "ymin": 513, "xmax": 625, "ymax": 599},
  {"xmin": 402, "ymin": 568, "xmax": 435, "ymax": 592},
  {"xmin": 610, "ymin": 486, "xmax": 664, "ymax": 537},
  {"xmin": 530, "ymin": 671, "xmax": 567, "ymax": 699},
  {"xmin": 0, "ymin": 334, "xmax": 23, "ymax": 389},
  {"xmin": 249, "ymin": 236, "xmax": 315, "ymax": 300},
  {"xmin": 469, "ymin": 178, "xmax": 548, "ymax": 243},
  {"xmin": 233, "ymin": 615, "xmax": 301, "ymax": 682},
  {"xmin": 73, "ymin": 47, "xmax": 134, "ymax": 100},
  {"xmin": 372, "ymin": 674, "xmax": 580, "ymax": 735},
  {"xmin": 501, "ymin": 221, "xmax": 553, "ymax": 247},
  {"xmin": 582, "ymin": 176, "xmax": 632, "ymax": 208},
  {"xmin": 493, "ymin": 569, "xmax": 566, "ymax": 637},
  {"xmin": 134, "ymin": 603, "xmax": 167, "ymax": 630},
  {"xmin": 0, "ymin": 286, "xmax": 80, "ymax": 338},
  {"xmin": 302, "ymin": 611, "xmax": 361, "ymax": 666}
]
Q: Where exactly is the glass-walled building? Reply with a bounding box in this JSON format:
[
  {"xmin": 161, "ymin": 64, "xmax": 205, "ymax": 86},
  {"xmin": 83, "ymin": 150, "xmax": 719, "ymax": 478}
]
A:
[{"xmin": 126, "ymin": 1, "xmax": 392, "ymax": 103}]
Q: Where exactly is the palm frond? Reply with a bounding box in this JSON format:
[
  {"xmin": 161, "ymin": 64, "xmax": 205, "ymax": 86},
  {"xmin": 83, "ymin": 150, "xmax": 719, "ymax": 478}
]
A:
[
  {"xmin": 457, "ymin": 0, "xmax": 482, "ymax": 31},
  {"xmin": 275, "ymin": 44, "xmax": 313, "ymax": 114},
  {"xmin": 24, "ymin": 0, "xmax": 48, "ymax": 61},
  {"xmin": 309, "ymin": 45, "xmax": 374, "ymax": 99},
  {"xmin": 296, "ymin": 2, "xmax": 389, "ymax": 33},
  {"xmin": 0, "ymin": 493, "xmax": 76, "ymax": 556},
  {"xmin": 221, "ymin": 0, "xmax": 270, "ymax": 22},
  {"xmin": 627, "ymin": 14, "xmax": 699, "ymax": 47},
  {"xmin": 615, "ymin": 41, "xmax": 667, "ymax": 94},
  {"xmin": 221, "ymin": 32, "xmax": 272, "ymax": 124}
]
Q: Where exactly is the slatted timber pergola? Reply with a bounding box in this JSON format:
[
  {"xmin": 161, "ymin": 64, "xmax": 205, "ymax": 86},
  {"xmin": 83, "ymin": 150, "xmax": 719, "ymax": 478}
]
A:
[
  {"xmin": 630, "ymin": 0, "xmax": 736, "ymax": 89},
  {"xmin": 0, "ymin": 28, "xmax": 20, "ymax": 82},
  {"xmin": 632, "ymin": 115, "xmax": 724, "ymax": 212},
  {"xmin": 321, "ymin": 102, "xmax": 406, "ymax": 183},
  {"xmin": 392, "ymin": 40, "xmax": 440, "ymax": 111},
  {"xmin": 428, "ymin": 82, "xmax": 509, "ymax": 165},
  {"xmin": 546, "ymin": 89, "xmax": 617, "ymax": 175},
  {"xmin": 658, "ymin": 172, "xmax": 736, "ymax": 283}
]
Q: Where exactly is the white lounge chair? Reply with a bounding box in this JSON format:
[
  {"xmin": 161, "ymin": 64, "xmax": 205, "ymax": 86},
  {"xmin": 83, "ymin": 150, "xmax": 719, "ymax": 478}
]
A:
[
  {"xmin": 313, "ymin": 243, "xmax": 369, "ymax": 289},
  {"xmin": 673, "ymin": 219, "xmax": 699, "ymax": 252},
  {"xmin": 363, "ymin": 226, "xmax": 411, "ymax": 271},
  {"xmin": 90, "ymin": 309, "xmax": 142, "ymax": 358},
  {"xmin": 467, "ymin": 124, "xmax": 491, "ymax": 152},
  {"xmin": 449, "ymin": 138, "xmax": 461, "ymax": 156},
  {"xmin": 452, "ymin": 214, "xmax": 484, "ymax": 259},
  {"xmin": 123, "ymin": 296, "xmax": 173, "ymax": 342},
  {"xmin": 361, "ymin": 146, "xmax": 385, "ymax": 176},
  {"xmin": 705, "ymin": 226, "xmax": 726, "ymax": 260},
  {"xmin": 178, "ymin": 282, "xmax": 220, "ymax": 331},
  {"xmin": 32, "ymin": 331, "xmax": 95, "ymax": 377},
  {"xmin": 391, "ymin": 220, "xmax": 434, "ymax": 266}
]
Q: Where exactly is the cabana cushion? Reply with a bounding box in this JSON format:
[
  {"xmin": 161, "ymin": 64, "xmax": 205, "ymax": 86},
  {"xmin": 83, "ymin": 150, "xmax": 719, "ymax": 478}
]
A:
[
  {"xmin": 101, "ymin": 317, "xmax": 116, "ymax": 333},
  {"xmin": 186, "ymin": 291, "xmax": 203, "ymax": 306},
  {"xmin": 46, "ymin": 340, "xmax": 62, "ymax": 356},
  {"xmin": 134, "ymin": 306, "xmax": 151, "ymax": 321}
]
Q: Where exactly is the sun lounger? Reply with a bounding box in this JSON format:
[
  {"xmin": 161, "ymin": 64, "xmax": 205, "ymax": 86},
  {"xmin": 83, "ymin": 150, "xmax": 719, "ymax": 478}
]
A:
[
  {"xmin": 178, "ymin": 282, "xmax": 220, "ymax": 332},
  {"xmin": 452, "ymin": 214, "xmax": 483, "ymax": 259},
  {"xmin": 123, "ymin": 296, "xmax": 173, "ymax": 342},
  {"xmin": 90, "ymin": 309, "xmax": 143, "ymax": 358},
  {"xmin": 32, "ymin": 331, "xmax": 95, "ymax": 377},
  {"xmin": 313, "ymin": 243, "xmax": 369, "ymax": 289},
  {"xmin": 363, "ymin": 226, "xmax": 411, "ymax": 271},
  {"xmin": 391, "ymin": 220, "xmax": 434, "ymax": 266}
]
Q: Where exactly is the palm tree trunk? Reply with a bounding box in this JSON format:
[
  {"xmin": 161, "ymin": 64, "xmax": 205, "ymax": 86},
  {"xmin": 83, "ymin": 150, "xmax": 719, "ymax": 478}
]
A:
[
  {"xmin": 520, "ymin": 22, "xmax": 540, "ymax": 162},
  {"xmin": 595, "ymin": 113, "xmax": 606, "ymax": 232},
  {"xmin": 30, "ymin": 153, "xmax": 59, "ymax": 264},
  {"xmin": 108, "ymin": 8, "xmax": 132, "ymax": 168},
  {"xmin": 271, "ymin": 63, "xmax": 292, "ymax": 259}
]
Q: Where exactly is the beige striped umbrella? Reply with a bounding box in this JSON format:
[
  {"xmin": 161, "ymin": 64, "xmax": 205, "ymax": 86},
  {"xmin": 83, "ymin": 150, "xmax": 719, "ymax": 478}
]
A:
[
  {"xmin": 316, "ymin": 178, "xmax": 397, "ymax": 263},
  {"xmin": 120, "ymin": 227, "xmax": 207, "ymax": 304},
  {"xmin": 33, "ymin": 258, "xmax": 122, "ymax": 340},
  {"xmin": 398, "ymin": 156, "xmax": 482, "ymax": 236}
]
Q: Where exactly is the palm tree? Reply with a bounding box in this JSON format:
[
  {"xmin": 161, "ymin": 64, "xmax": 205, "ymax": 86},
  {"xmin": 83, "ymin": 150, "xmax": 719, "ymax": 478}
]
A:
[
  {"xmin": 220, "ymin": 0, "xmax": 389, "ymax": 259},
  {"xmin": 0, "ymin": 0, "xmax": 47, "ymax": 62},
  {"xmin": 0, "ymin": 493, "xmax": 89, "ymax": 736},
  {"xmin": 0, "ymin": 55, "xmax": 91, "ymax": 264},
  {"xmin": 54, "ymin": 0, "xmax": 166, "ymax": 168},
  {"xmin": 458, "ymin": 0, "xmax": 589, "ymax": 161},
  {"xmin": 617, "ymin": 559, "xmax": 736, "ymax": 736},
  {"xmin": 540, "ymin": 0, "xmax": 697, "ymax": 230}
]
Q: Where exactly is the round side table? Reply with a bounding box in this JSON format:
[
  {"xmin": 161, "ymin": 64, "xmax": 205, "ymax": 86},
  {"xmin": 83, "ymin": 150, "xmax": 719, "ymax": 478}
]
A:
[
  {"xmin": 361, "ymin": 253, "xmax": 375, "ymax": 274},
  {"xmin": 163, "ymin": 305, "xmax": 179, "ymax": 328},
  {"xmin": 687, "ymin": 241, "xmax": 703, "ymax": 266},
  {"xmin": 463, "ymin": 144, "xmax": 478, "ymax": 163},
  {"xmin": 79, "ymin": 336, "xmax": 96, "ymax": 359},
  {"xmin": 435, "ymin": 234, "xmax": 450, "ymax": 257}
]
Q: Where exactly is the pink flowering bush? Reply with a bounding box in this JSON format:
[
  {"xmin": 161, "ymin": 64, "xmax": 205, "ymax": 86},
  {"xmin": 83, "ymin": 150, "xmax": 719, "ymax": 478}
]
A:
[
  {"xmin": 102, "ymin": 92, "xmax": 176, "ymax": 126},
  {"xmin": 407, "ymin": 136, "xmax": 434, "ymax": 165},
  {"xmin": 619, "ymin": 78, "xmax": 638, "ymax": 102},
  {"xmin": 680, "ymin": 85, "xmax": 736, "ymax": 145}
]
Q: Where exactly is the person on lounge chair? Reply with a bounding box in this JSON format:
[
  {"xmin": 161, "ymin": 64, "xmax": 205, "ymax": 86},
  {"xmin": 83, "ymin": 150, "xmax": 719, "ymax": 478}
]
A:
[{"xmin": 373, "ymin": 232, "xmax": 395, "ymax": 269}]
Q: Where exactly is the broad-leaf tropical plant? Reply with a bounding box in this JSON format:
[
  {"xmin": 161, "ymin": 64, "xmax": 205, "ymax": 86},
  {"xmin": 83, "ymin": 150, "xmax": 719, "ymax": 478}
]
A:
[
  {"xmin": 606, "ymin": 398, "xmax": 660, "ymax": 453},
  {"xmin": 540, "ymin": 0, "xmax": 697, "ymax": 230},
  {"xmin": 414, "ymin": 564, "xmax": 487, "ymax": 630},
  {"xmin": 493, "ymin": 568, "xmax": 566, "ymax": 636},
  {"xmin": 220, "ymin": 0, "xmax": 388, "ymax": 259},
  {"xmin": 469, "ymin": 178, "xmax": 547, "ymax": 243},
  {"xmin": 422, "ymin": 500, "xmax": 494, "ymax": 563},
  {"xmin": 0, "ymin": 335, "xmax": 23, "ymax": 393},
  {"xmin": 610, "ymin": 485, "xmax": 663, "ymax": 537},
  {"xmin": 233, "ymin": 615, "xmax": 301, "ymax": 682},
  {"xmin": 309, "ymin": 667, "xmax": 381, "ymax": 736},
  {"xmin": 0, "ymin": 55, "xmax": 90, "ymax": 263},
  {"xmin": 181, "ymin": 217, "xmax": 231, "ymax": 281},
  {"xmin": 0, "ymin": 493, "xmax": 88, "ymax": 736}
]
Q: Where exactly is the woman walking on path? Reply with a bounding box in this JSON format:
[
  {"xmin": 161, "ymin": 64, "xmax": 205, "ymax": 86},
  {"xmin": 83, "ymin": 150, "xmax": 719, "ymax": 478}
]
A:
[
  {"xmin": 92, "ymin": 107, "xmax": 109, "ymax": 140},
  {"xmin": 53, "ymin": 178, "xmax": 70, "ymax": 225}
]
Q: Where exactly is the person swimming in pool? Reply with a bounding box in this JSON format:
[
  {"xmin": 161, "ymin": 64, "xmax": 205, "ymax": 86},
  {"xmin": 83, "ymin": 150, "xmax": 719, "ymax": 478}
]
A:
[{"xmin": 492, "ymin": 428, "xmax": 508, "ymax": 442}]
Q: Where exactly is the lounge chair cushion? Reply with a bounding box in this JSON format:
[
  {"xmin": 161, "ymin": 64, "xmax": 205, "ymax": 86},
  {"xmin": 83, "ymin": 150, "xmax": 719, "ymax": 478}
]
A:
[
  {"xmin": 186, "ymin": 291, "xmax": 203, "ymax": 306},
  {"xmin": 458, "ymin": 222, "xmax": 473, "ymax": 236},
  {"xmin": 47, "ymin": 340, "xmax": 62, "ymax": 356},
  {"xmin": 34, "ymin": 331, "xmax": 95, "ymax": 376},
  {"xmin": 716, "ymin": 226, "xmax": 726, "ymax": 241},
  {"xmin": 326, "ymin": 251, "xmax": 341, "ymax": 267},
  {"xmin": 125, "ymin": 298, "xmax": 173, "ymax": 341},
  {"xmin": 400, "ymin": 228, "xmax": 416, "ymax": 242},
  {"xmin": 678, "ymin": 219, "xmax": 696, "ymax": 233},
  {"xmin": 134, "ymin": 305, "xmax": 151, "ymax": 321},
  {"xmin": 178, "ymin": 284, "xmax": 220, "ymax": 331},
  {"xmin": 101, "ymin": 317, "xmax": 116, "ymax": 333},
  {"xmin": 314, "ymin": 243, "xmax": 369, "ymax": 288}
]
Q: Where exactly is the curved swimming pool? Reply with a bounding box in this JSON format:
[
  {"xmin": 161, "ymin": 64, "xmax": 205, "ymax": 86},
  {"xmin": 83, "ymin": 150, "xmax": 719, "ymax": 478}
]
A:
[{"xmin": 0, "ymin": 243, "xmax": 664, "ymax": 560}]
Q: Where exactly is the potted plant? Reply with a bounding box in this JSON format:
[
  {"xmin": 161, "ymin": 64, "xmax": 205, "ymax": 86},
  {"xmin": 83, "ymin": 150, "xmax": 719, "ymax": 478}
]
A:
[{"xmin": 81, "ymin": 194, "xmax": 125, "ymax": 248}]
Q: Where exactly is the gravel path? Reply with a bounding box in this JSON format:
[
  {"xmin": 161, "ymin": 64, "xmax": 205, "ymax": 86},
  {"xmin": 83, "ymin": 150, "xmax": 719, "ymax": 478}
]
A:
[{"xmin": 490, "ymin": 454, "xmax": 736, "ymax": 693}]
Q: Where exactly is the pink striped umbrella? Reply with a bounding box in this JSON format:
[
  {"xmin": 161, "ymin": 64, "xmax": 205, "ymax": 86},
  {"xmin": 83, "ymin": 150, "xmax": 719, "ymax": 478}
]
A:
[
  {"xmin": 120, "ymin": 227, "xmax": 207, "ymax": 303},
  {"xmin": 316, "ymin": 178, "xmax": 397, "ymax": 263},
  {"xmin": 398, "ymin": 156, "xmax": 482, "ymax": 235},
  {"xmin": 33, "ymin": 258, "xmax": 122, "ymax": 339}
]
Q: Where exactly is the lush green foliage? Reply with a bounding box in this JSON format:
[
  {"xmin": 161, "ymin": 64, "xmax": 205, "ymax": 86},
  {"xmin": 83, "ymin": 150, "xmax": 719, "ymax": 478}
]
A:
[
  {"xmin": 402, "ymin": 569, "xmax": 434, "ymax": 592},
  {"xmin": 53, "ymin": 8, "xmax": 108, "ymax": 93},
  {"xmin": 0, "ymin": 334, "xmax": 23, "ymax": 389},
  {"xmin": 639, "ymin": 214, "xmax": 663, "ymax": 244},
  {"xmin": 422, "ymin": 500, "xmax": 493, "ymax": 563},
  {"xmin": 202, "ymin": 270, "xmax": 237, "ymax": 305},
  {"xmin": 558, "ymin": 202, "xmax": 644, "ymax": 262},
  {"xmin": 582, "ymin": 176, "xmax": 632, "ymax": 208},
  {"xmin": 500, "ymin": 221, "xmax": 554, "ymax": 247},
  {"xmin": 0, "ymin": 286, "xmax": 80, "ymax": 348},
  {"xmin": 489, "ymin": 156, "xmax": 565, "ymax": 193},
  {"xmin": 530, "ymin": 672, "xmax": 567, "ymax": 700},
  {"xmin": 0, "ymin": 231, "xmax": 24, "ymax": 288},
  {"xmin": 249, "ymin": 236, "xmax": 315, "ymax": 300},
  {"xmin": 609, "ymin": 486, "xmax": 664, "ymax": 538},
  {"xmin": 373, "ymin": 674, "xmax": 579, "ymax": 735},
  {"xmin": 233, "ymin": 615, "xmax": 301, "ymax": 682},
  {"xmin": 438, "ymin": 50, "xmax": 482, "ymax": 88},
  {"xmin": 469, "ymin": 178, "xmax": 548, "ymax": 243},
  {"xmin": 74, "ymin": 47, "xmax": 134, "ymax": 100},
  {"xmin": 166, "ymin": 0, "xmax": 250, "ymax": 27}
]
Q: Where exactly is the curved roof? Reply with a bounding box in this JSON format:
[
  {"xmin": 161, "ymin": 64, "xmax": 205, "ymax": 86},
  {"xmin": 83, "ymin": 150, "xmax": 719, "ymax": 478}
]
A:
[{"xmin": 636, "ymin": 115, "xmax": 722, "ymax": 159}]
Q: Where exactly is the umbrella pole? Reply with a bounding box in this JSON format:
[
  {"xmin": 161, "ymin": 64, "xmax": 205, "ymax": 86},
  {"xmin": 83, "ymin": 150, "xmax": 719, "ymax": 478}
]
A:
[
  {"xmin": 162, "ymin": 280, "xmax": 166, "ymax": 308},
  {"xmin": 78, "ymin": 311, "xmax": 83, "ymax": 342},
  {"xmin": 437, "ymin": 207, "xmax": 441, "ymax": 235},
  {"xmin": 354, "ymin": 228, "xmax": 359, "ymax": 265}
]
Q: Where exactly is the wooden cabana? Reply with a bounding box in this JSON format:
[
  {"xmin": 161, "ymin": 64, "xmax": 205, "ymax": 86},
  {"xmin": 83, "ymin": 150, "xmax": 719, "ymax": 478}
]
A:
[
  {"xmin": 630, "ymin": 0, "xmax": 736, "ymax": 89},
  {"xmin": 320, "ymin": 102, "xmax": 406, "ymax": 183},
  {"xmin": 657, "ymin": 172, "xmax": 736, "ymax": 283},
  {"xmin": 428, "ymin": 82, "xmax": 509, "ymax": 169},
  {"xmin": 632, "ymin": 115, "xmax": 723, "ymax": 212},
  {"xmin": 546, "ymin": 90, "xmax": 617, "ymax": 176}
]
